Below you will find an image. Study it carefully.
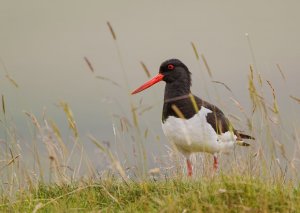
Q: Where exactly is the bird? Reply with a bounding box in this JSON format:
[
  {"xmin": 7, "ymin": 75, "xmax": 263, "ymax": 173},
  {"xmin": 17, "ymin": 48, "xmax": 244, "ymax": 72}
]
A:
[{"xmin": 131, "ymin": 59, "xmax": 254, "ymax": 176}]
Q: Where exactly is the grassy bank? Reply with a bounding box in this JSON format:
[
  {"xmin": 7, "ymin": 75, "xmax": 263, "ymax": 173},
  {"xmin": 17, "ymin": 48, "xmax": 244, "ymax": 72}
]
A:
[
  {"xmin": 1, "ymin": 22, "xmax": 300, "ymax": 212},
  {"xmin": 1, "ymin": 175, "xmax": 299, "ymax": 212}
]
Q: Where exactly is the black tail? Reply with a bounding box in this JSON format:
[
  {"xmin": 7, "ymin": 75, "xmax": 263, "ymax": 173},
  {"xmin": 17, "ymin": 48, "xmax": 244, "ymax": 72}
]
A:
[{"xmin": 235, "ymin": 130, "xmax": 255, "ymax": 140}]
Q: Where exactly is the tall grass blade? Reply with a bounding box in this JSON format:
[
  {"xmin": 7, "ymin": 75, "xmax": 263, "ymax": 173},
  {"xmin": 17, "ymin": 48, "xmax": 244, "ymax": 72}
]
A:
[
  {"xmin": 171, "ymin": 105, "xmax": 185, "ymax": 119},
  {"xmin": 49, "ymin": 120, "xmax": 68, "ymax": 156},
  {"xmin": 107, "ymin": 21, "xmax": 117, "ymax": 40},
  {"xmin": 201, "ymin": 54, "xmax": 213, "ymax": 78},
  {"xmin": 266, "ymin": 80, "xmax": 279, "ymax": 113},
  {"xmin": 290, "ymin": 95, "xmax": 300, "ymax": 104},
  {"xmin": 140, "ymin": 61, "xmax": 151, "ymax": 78},
  {"xmin": 276, "ymin": 64, "xmax": 286, "ymax": 81},
  {"xmin": 1, "ymin": 95, "xmax": 5, "ymax": 115},
  {"xmin": 191, "ymin": 42, "xmax": 199, "ymax": 60},
  {"xmin": 23, "ymin": 111, "xmax": 41, "ymax": 130},
  {"xmin": 138, "ymin": 105, "xmax": 154, "ymax": 116},
  {"xmin": 5, "ymin": 75, "xmax": 19, "ymax": 88},
  {"xmin": 211, "ymin": 80, "xmax": 232, "ymax": 93},
  {"xmin": 106, "ymin": 21, "xmax": 147, "ymax": 177},
  {"xmin": 0, "ymin": 155, "xmax": 20, "ymax": 172},
  {"xmin": 89, "ymin": 135, "xmax": 127, "ymax": 181},
  {"xmin": 84, "ymin": 57, "xmax": 94, "ymax": 73},
  {"xmin": 245, "ymin": 33, "xmax": 257, "ymax": 71},
  {"xmin": 96, "ymin": 76, "xmax": 121, "ymax": 88},
  {"xmin": 58, "ymin": 101, "xmax": 78, "ymax": 138},
  {"xmin": 188, "ymin": 94, "xmax": 199, "ymax": 112}
]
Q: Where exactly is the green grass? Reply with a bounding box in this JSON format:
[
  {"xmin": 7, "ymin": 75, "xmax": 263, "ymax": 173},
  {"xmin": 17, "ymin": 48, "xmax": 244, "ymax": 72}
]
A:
[
  {"xmin": 1, "ymin": 175, "xmax": 299, "ymax": 212},
  {"xmin": 1, "ymin": 22, "xmax": 300, "ymax": 212}
]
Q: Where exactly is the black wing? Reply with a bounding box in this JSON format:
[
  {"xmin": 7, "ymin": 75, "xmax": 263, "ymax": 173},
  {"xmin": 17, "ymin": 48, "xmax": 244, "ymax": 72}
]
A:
[
  {"xmin": 195, "ymin": 96, "xmax": 254, "ymax": 140},
  {"xmin": 194, "ymin": 96, "xmax": 233, "ymax": 135},
  {"xmin": 162, "ymin": 94, "xmax": 254, "ymax": 140}
]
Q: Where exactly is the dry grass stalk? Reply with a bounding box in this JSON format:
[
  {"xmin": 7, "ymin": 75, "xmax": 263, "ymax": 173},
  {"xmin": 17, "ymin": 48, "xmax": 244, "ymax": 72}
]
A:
[
  {"xmin": 113, "ymin": 114, "xmax": 132, "ymax": 130},
  {"xmin": 138, "ymin": 105, "xmax": 154, "ymax": 116},
  {"xmin": 1, "ymin": 95, "xmax": 5, "ymax": 115},
  {"xmin": 229, "ymin": 97, "xmax": 253, "ymax": 131},
  {"xmin": 84, "ymin": 57, "xmax": 94, "ymax": 72},
  {"xmin": 0, "ymin": 155, "xmax": 20, "ymax": 172},
  {"xmin": 188, "ymin": 94, "xmax": 199, "ymax": 112},
  {"xmin": 140, "ymin": 61, "xmax": 151, "ymax": 78},
  {"xmin": 49, "ymin": 120, "xmax": 68, "ymax": 156},
  {"xmin": 245, "ymin": 33, "xmax": 258, "ymax": 73},
  {"xmin": 228, "ymin": 113, "xmax": 241, "ymax": 121},
  {"xmin": 266, "ymin": 80, "xmax": 279, "ymax": 113},
  {"xmin": 24, "ymin": 111, "xmax": 42, "ymax": 130},
  {"xmin": 171, "ymin": 105, "xmax": 185, "ymax": 119},
  {"xmin": 131, "ymin": 103, "xmax": 139, "ymax": 128},
  {"xmin": 58, "ymin": 101, "xmax": 78, "ymax": 138},
  {"xmin": 276, "ymin": 64, "xmax": 286, "ymax": 81},
  {"xmin": 248, "ymin": 65, "xmax": 262, "ymax": 112},
  {"xmin": 89, "ymin": 135, "xmax": 127, "ymax": 182},
  {"xmin": 290, "ymin": 95, "xmax": 300, "ymax": 104},
  {"xmin": 96, "ymin": 76, "xmax": 121, "ymax": 88},
  {"xmin": 107, "ymin": 21, "xmax": 116, "ymax": 40},
  {"xmin": 191, "ymin": 42, "xmax": 199, "ymax": 60},
  {"xmin": 144, "ymin": 128, "xmax": 149, "ymax": 139},
  {"xmin": 201, "ymin": 54, "xmax": 213, "ymax": 78},
  {"xmin": 105, "ymin": 20, "xmax": 148, "ymax": 176},
  {"xmin": 5, "ymin": 74, "xmax": 19, "ymax": 88},
  {"xmin": 212, "ymin": 80, "xmax": 232, "ymax": 93}
]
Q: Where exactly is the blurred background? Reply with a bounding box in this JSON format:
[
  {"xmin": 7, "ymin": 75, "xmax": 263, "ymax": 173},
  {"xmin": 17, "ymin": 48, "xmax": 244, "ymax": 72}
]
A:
[{"xmin": 0, "ymin": 0, "xmax": 300, "ymax": 178}]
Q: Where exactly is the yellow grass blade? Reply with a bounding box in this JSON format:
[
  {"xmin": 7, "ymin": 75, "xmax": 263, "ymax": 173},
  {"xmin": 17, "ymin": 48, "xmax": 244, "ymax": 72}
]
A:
[
  {"xmin": 131, "ymin": 103, "xmax": 139, "ymax": 128},
  {"xmin": 49, "ymin": 120, "xmax": 69, "ymax": 156},
  {"xmin": 171, "ymin": 104, "xmax": 185, "ymax": 119},
  {"xmin": 140, "ymin": 61, "xmax": 151, "ymax": 78},
  {"xmin": 266, "ymin": 80, "xmax": 279, "ymax": 113},
  {"xmin": 201, "ymin": 54, "xmax": 213, "ymax": 78},
  {"xmin": 138, "ymin": 105, "xmax": 154, "ymax": 116},
  {"xmin": 276, "ymin": 64, "xmax": 286, "ymax": 81},
  {"xmin": 107, "ymin": 21, "xmax": 117, "ymax": 40},
  {"xmin": 189, "ymin": 94, "xmax": 199, "ymax": 113},
  {"xmin": 1, "ymin": 95, "xmax": 5, "ymax": 115},
  {"xmin": 290, "ymin": 95, "xmax": 300, "ymax": 104},
  {"xmin": 96, "ymin": 76, "xmax": 121, "ymax": 88},
  {"xmin": 58, "ymin": 101, "xmax": 78, "ymax": 138},
  {"xmin": 89, "ymin": 135, "xmax": 127, "ymax": 181},
  {"xmin": 84, "ymin": 57, "xmax": 94, "ymax": 72},
  {"xmin": 24, "ymin": 111, "xmax": 41, "ymax": 130},
  {"xmin": 5, "ymin": 74, "xmax": 19, "ymax": 88},
  {"xmin": 212, "ymin": 80, "xmax": 232, "ymax": 93},
  {"xmin": 191, "ymin": 42, "xmax": 199, "ymax": 60}
]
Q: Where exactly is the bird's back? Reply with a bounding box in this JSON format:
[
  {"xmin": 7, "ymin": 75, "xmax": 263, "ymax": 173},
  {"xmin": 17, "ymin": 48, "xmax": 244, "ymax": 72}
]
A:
[{"xmin": 162, "ymin": 94, "xmax": 253, "ymax": 154}]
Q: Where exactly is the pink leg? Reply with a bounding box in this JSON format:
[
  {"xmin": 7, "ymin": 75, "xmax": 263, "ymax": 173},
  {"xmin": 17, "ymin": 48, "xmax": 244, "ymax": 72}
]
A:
[
  {"xmin": 186, "ymin": 158, "xmax": 192, "ymax": 176},
  {"xmin": 213, "ymin": 155, "xmax": 218, "ymax": 170}
]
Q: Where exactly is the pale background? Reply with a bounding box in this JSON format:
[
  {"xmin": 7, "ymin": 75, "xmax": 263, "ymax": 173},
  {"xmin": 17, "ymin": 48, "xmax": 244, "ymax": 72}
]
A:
[{"xmin": 1, "ymin": 0, "xmax": 300, "ymax": 172}]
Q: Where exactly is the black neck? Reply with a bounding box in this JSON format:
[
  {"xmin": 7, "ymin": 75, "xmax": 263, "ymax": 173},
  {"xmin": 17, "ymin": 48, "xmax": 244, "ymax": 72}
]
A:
[{"xmin": 164, "ymin": 79, "xmax": 191, "ymax": 101}]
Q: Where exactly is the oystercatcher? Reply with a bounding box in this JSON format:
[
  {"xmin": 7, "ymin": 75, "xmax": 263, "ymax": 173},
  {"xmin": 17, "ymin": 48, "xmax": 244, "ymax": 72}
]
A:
[{"xmin": 132, "ymin": 59, "xmax": 254, "ymax": 176}]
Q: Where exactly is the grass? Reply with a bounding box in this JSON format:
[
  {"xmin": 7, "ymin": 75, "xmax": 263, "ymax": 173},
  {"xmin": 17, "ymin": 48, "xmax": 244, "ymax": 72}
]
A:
[
  {"xmin": 0, "ymin": 175, "xmax": 299, "ymax": 212},
  {"xmin": 1, "ymin": 22, "xmax": 300, "ymax": 212}
]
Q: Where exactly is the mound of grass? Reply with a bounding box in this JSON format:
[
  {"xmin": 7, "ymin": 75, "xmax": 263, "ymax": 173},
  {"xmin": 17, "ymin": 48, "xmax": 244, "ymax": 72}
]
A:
[
  {"xmin": 1, "ymin": 21, "xmax": 299, "ymax": 213},
  {"xmin": 1, "ymin": 175, "xmax": 299, "ymax": 212}
]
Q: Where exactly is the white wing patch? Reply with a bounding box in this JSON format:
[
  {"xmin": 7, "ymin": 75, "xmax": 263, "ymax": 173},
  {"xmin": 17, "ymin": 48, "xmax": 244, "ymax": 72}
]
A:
[{"xmin": 162, "ymin": 107, "xmax": 236, "ymax": 155}]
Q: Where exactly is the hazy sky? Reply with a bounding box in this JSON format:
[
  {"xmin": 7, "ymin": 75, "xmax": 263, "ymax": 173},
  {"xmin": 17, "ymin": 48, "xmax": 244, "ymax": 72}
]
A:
[{"xmin": 1, "ymin": 0, "xmax": 300, "ymax": 170}]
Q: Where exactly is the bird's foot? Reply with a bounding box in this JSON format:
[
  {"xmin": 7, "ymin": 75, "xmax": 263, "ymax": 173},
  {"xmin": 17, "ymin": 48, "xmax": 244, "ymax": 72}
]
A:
[
  {"xmin": 186, "ymin": 159, "xmax": 193, "ymax": 177},
  {"xmin": 213, "ymin": 155, "xmax": 218, "ymax": 171}
]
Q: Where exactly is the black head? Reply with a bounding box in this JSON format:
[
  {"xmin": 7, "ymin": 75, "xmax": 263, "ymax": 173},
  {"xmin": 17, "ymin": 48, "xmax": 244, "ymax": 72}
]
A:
[
  {"xmin": 159, "ymin": 59, "xmax": 191, "ymax": 85},
  {"xmin": 131, "ymin": 59, "xmax": 192, "ymax": 95}
]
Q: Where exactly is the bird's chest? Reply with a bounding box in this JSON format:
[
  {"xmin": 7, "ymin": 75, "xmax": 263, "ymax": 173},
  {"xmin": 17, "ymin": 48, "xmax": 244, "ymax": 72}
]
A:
[{"xmin": 161, "ymin": 108, "xmax": 219, "ymax": 153}]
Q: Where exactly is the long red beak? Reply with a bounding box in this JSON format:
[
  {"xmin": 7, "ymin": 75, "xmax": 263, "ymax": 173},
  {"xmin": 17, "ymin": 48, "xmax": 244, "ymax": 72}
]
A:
[{"xmin": 131, "ymin": 73, "xmax": 164, "ymax": 94}]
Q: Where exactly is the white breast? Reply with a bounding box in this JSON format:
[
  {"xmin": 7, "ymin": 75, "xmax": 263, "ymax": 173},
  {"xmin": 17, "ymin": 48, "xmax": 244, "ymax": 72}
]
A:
[{"xmin": 162, "ymin": 107, "xmax": 236, "ymax": 156}]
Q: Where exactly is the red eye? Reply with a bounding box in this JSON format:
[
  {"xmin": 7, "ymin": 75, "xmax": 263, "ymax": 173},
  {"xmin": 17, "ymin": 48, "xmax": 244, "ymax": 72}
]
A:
[{"xmin": 167, "ymin": 64, "xmax": 174, "ymax": 70}]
